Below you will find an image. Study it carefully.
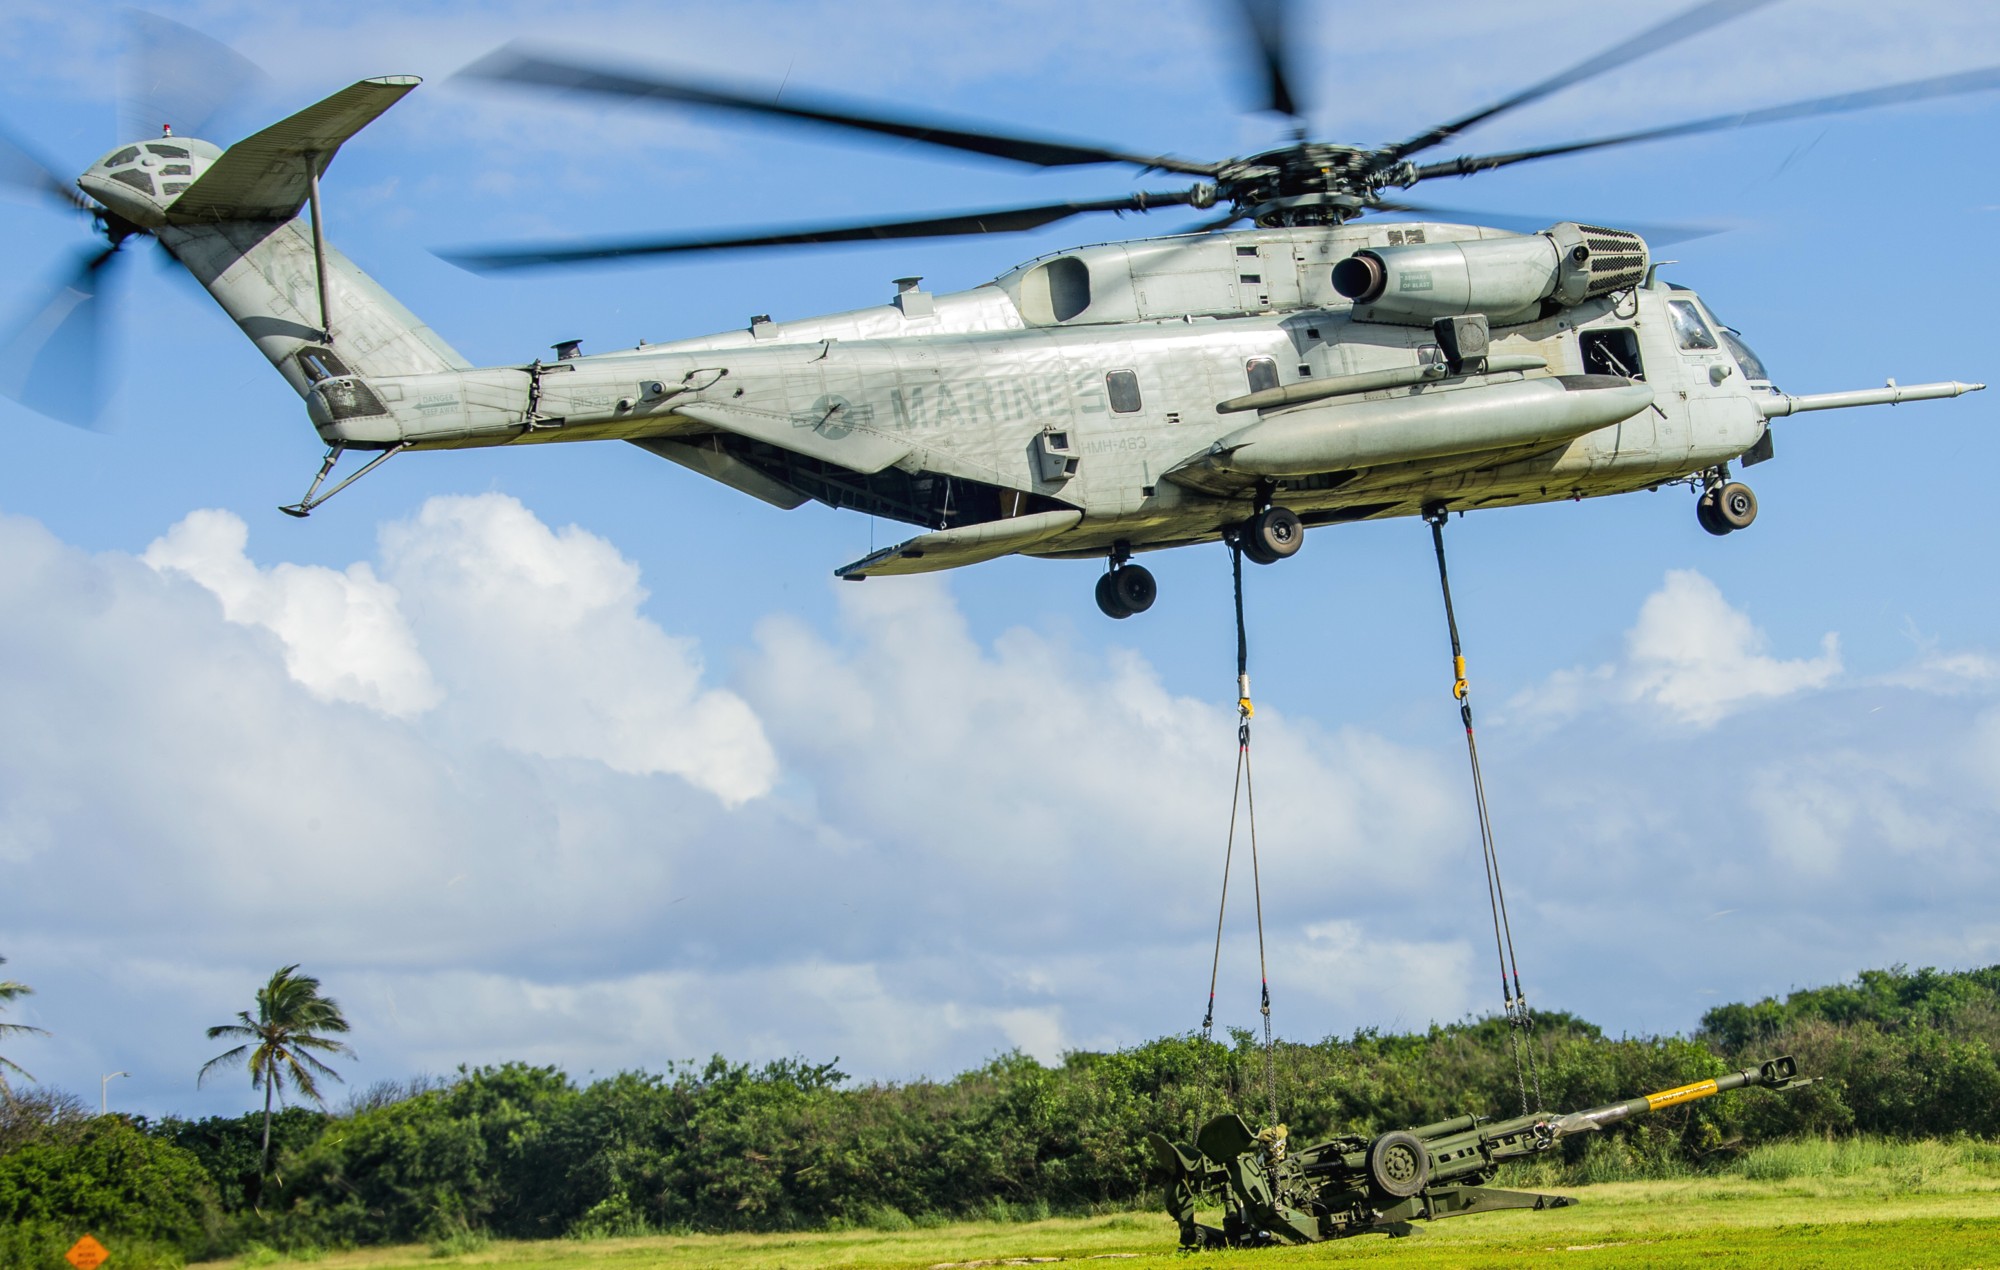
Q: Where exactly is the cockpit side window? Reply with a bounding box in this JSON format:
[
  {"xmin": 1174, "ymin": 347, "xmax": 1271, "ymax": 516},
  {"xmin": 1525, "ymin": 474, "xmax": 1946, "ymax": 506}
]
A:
[{"xmin": 1667, "ymin": 299, "xmax": 1719, "ymax": 351}]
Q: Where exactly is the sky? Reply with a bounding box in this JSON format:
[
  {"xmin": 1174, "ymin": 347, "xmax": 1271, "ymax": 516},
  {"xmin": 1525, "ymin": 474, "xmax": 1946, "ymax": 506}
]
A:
[{"xmin": 2, "ymin": 0, "xmax": 1999, "ymax": 1120}]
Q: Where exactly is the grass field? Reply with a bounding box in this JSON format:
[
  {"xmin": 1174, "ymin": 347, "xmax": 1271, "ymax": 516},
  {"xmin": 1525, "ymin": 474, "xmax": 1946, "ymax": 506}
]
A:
[{"xmin": 207, "ymin": 1140, "xmax": 2000, "ymax": 1270}]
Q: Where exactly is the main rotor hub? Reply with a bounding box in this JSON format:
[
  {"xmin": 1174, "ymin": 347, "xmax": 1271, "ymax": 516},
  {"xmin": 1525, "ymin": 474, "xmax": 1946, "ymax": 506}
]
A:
[{"xmin": 1215, "ymin": 142, "xmax": 1403, "ymax": 225}]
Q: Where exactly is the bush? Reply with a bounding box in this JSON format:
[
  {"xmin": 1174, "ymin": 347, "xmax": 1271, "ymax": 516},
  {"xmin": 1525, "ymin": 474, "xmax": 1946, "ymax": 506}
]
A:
[{"xmin": 0, "ymin": 1117, "xmax": 222, "ymax": 1263}]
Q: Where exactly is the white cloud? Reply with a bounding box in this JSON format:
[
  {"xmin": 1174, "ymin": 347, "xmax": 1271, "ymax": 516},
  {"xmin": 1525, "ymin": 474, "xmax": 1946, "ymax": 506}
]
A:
[
  {"xmin": 144, "ymin": 508, "xmax": 439, "ymax": 718},
  {"xmin": 379, "ymin": 494, "xmax": 776, "ymax": 805},
  {"xmin": 1514, "ymin": 569, "xmax": 1841, "ymax": 727},
  {"xmin": 10, "ymin": 498, "xmax": 2000, "ymax": 1122}
]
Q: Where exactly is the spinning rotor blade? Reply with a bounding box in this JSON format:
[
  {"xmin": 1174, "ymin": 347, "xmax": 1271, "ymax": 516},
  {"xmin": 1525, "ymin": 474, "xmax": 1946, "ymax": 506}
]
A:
[
  {"xmin": 460, "ymin": 45, "xmax": 1217, "ymax": 176},
  {"xmin": 0, "ymin": 124, "xmax": 92, "ymax": 213},
  {"xmin": 0, "ymin": 244, "xmax": 123, "ymax": 428},
  {"xmin": 443, "ymin": 191, "xmax": 1203, "ymax": 270},
  {"xmin": 120, "ymin": 11, "xmax": 267, "ymax": 143},
  {"xmin": 1233, "ymin": 0, "xmax": 1303, "ymax": 121},
  {"xmin": 1413, "ymin": 62, "xmax": 2000, "ymax": 180},
  {"xmin": 1368, "ymin": 199, "xmax": 1723, "ymax": 246},
  {"xmin": 1383, "ymin": 0, "xmax": 1780, "ymax": 163}
]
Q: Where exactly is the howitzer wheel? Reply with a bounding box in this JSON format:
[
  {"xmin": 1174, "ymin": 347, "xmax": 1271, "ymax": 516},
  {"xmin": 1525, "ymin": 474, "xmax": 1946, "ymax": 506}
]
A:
[{"xmin": 1367, "ymin": 1130, "xmax": 1431, "ymax": 1200}]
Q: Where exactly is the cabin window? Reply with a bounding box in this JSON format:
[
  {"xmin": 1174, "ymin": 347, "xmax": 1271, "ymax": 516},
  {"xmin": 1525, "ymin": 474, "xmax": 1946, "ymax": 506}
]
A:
[
  {"xmin": 1581, "ymin": 328, "xmax": 1644, "ymax": 380},
  {"xmin": 109, "ymin": 169, "xmax": 153, "ymax": 194},
  {"xmin": 146, "ymin": 144, "xmax": 190, "ymax": 159},
  {"xmin": 1667, "ymin": 299, "xmax": 1719, "ymax": 351},
  {"xmin": 1245, "ymin": 357, "xmax": 1280, "ymax": 394},
  {"xmin": 1106, "ymin": 369, "xmax": 1142, "ymax": 413},
  {"xmin": 1019, "ymin": 256, "xmax": 1092, "ymax": 324},
  {"xmin": 106, "ymin": 146, "xmax": 141, "ymax": 167}
]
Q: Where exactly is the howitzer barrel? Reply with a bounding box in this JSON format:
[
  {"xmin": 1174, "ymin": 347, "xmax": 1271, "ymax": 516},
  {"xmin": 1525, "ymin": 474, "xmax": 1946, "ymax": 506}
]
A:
[{"xmin": 1550, "ymin": 1055, "xmax": 1805, "ymax": 1137}]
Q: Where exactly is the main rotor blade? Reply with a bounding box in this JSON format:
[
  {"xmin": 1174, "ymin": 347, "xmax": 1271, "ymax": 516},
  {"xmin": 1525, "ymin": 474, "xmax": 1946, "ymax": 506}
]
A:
[
  {"xmin": 1232, "ymin": 0, "xmax": 1303, "ymax": 121},
  {"xmin": 459, "ymin": 45, "xmax": 1217, "ymax": 177},
  {"xmin": 1368, "ymin": 200, "xmax": 1723, "ymax": 246},
  {"xmin": 0, "ymin": 123, "xmax": 92, "ymax": 213},
  {"xmin": 0, "ymin": 244, "xmax": 121, "ymax": 428},
  {"xmin": 120, "ymin": 11, "xmax": 267, "ymax": 143},
  {"xmin": 1382, "ymin": 0, "xmax": 1780, "ymax": 163},
  {"xmin": 1410, "ymin": 63, "xmax": 2000, "ymax": 180},
  {"xmin": 443, "ymin": 191, "xmax": 1202, "ymax": 271}
]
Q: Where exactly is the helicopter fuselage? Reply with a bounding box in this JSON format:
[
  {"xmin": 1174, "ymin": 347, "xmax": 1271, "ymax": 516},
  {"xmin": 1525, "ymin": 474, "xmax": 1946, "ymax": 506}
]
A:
[{"xmin": 281, "ymin": 219, "xmax": 1769, "ymax": 571}]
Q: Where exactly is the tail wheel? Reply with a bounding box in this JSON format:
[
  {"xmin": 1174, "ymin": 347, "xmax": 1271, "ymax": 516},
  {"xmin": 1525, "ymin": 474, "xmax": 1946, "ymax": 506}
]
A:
[
  {"xmin": 1244, "ymin": 505, "xmax": 1304, "ymax": 564},
  {"xmin": 1367, "ymin": 1130, "xmax": 1431, "ymax": 1200},
  {"xmin": 1113, "ymin": 564, "xmax": 1157, "ymax": 615},
  {"xmin": 1715, "ymin": 481, "xmax": 1758, "ymax": 530}
]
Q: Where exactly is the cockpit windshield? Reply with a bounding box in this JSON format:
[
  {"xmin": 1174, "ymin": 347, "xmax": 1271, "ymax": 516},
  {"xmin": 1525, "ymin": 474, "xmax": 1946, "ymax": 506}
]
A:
[
  {"xmin": 1719, "ymin": 329, "xmax": 1771, "ymax": 383},
  {"xmin": 1681, "ymin": 292, "xmax": 1773, "ymax": 384}
]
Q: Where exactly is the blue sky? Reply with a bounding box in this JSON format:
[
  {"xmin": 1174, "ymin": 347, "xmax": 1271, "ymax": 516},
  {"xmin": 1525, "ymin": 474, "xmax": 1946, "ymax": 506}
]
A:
[{"xmin": 2, "ymin": 0, "xmax": 1998, "ymax": 1120}]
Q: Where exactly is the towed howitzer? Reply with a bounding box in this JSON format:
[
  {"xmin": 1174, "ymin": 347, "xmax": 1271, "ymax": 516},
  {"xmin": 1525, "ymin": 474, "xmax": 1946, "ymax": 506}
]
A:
[{"xmin": 1147, "ymin": 1055, "xmax": 1809, "ymax": 1247}]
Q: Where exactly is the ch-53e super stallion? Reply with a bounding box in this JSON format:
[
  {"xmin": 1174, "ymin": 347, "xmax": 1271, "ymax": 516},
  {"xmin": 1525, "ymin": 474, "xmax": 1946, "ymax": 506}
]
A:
[{"xmin": 3, "ymin": 1, "xmax": 1989, "ymax": 617}]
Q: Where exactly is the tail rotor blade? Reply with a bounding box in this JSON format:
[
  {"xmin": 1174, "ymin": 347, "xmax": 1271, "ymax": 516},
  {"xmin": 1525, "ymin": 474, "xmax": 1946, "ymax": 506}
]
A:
[
  {"xmin": 120, "ymin": 10, "xmax": 267, "ymax": 142},
  {"xmin": 0, "ymin": 244, "xmax": 121, "ymax": 428},
  {"xmin": 0, "ymin": 124, "xmax": 91, "ymax": 213}
]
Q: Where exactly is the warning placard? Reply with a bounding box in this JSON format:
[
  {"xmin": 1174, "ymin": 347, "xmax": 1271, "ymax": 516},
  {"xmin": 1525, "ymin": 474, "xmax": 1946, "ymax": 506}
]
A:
[{"xmin": 66, "ymin": 1235, "xmax": 109, "ymax": 1270}]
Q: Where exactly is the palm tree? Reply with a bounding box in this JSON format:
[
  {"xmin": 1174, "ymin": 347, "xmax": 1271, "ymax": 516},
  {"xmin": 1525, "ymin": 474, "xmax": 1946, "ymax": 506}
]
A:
[
  {"xmin": 199, "ymin": 964, "xmax": 354, "ymax": 1183},
  {"xmin": 0, "ymin": 955, "xmax": 49, "ymax": 1099}
]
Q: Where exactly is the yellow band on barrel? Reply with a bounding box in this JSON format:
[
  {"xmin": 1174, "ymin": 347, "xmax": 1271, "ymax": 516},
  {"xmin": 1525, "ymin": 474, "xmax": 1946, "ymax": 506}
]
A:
[{"xmin": 1645, "ymin": 1078, "xmax": 1719, "ymax": 1110}]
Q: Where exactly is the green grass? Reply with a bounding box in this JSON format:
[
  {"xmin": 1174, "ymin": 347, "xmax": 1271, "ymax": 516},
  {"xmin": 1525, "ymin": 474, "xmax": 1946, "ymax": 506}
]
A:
[{"xmin": 195, "ymin": 1141, "xmax": 2000, "ymax": 1270}]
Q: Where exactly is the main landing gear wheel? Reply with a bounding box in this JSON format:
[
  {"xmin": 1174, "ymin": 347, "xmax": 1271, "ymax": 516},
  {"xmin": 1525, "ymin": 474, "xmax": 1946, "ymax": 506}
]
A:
[
  {"xmin": 1241, "ymin": 505, "xmax": 1304, "ymax": 565},
  {"xmin": 1697, "ymin": 482, "xmax": 1758, "ymax": 535},
  {"xmin": 1715, "ymin": 481, "xmax": 1758, "ymax": 531},
  {"xmin": 1094, "ymin": 564, "xmax": 1157, "ymax": 619}
]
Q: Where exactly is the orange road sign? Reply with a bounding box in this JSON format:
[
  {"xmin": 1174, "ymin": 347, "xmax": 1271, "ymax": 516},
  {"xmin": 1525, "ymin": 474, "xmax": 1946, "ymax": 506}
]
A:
[{"xmin": 66, "ymin": 1235, "xmax": 109, "ymax": 1270}]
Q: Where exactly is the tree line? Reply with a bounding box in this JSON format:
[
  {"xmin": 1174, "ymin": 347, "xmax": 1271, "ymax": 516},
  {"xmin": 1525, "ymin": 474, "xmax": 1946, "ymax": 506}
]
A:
[{"xmin": 2, "ymin": 963, "xmax": 1998, "ymax": 1267}]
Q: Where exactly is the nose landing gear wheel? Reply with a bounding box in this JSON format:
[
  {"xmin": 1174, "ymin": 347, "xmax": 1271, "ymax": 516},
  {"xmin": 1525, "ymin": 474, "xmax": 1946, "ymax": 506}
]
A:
[
  {"xmin": 1242, "ymin": 505, "xmax": 1304, "ymax": 564},
  {"xmin": 1094, "ymin": 564, "xmax": 1156, "ymax": 619}
]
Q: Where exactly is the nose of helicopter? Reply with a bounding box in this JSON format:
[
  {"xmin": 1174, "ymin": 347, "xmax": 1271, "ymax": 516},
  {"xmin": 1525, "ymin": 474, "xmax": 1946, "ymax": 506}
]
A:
[{"xmin": 76, "ymin": 134, "xmax": 224, "ymax": 228}]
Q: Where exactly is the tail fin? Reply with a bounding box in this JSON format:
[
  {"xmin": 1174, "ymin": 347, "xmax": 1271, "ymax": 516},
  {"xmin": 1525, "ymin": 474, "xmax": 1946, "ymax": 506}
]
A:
[{"xmin": 146, "ymin": 77, "xmax": 469, "ymax": 397}]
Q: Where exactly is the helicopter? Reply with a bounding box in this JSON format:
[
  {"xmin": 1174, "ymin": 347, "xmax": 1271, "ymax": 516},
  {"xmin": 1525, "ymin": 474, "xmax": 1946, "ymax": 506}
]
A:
[{"xmin": 0, "ymin": 1, "xmax": 1988, "ymax": 620}]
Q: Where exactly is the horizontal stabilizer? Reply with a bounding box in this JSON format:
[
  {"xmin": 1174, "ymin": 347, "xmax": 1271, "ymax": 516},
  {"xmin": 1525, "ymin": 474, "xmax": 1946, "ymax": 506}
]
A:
[
  {"xmin": 837, "ymin": 509, "xmax": 1081, "ymax": 578},
  {"xmin": 169, "ymin": 76, "xmax": 420, "ymax": 222}
]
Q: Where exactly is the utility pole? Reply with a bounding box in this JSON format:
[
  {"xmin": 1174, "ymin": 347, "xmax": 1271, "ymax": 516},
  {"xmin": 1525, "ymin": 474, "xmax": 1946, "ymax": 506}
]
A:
[{"xmin": 100, "ymin": 1070, "xmax": 129, "ymax": 1115}]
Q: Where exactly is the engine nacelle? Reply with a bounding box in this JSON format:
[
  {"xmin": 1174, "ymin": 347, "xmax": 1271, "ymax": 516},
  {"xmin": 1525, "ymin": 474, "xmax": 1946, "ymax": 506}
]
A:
[{"xmin": 1332, "ymin": 223, "xmax": 1647, "ymax": 325}]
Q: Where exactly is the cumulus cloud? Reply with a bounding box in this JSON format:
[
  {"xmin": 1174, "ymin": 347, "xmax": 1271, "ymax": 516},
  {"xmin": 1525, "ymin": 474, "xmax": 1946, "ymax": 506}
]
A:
[
  {"xmin": 11, "ymin": 496, "xmax": 2000, "ymax": 1121},
  {"xmin": 0, "ymin": 498, "xmax": 1483, "ymax": 1112},
  {"xmin": 379, "ymin": 495, "xmax": 775, "ymax": 805},
  {"xmin": 143, "ymin": 496, "xmax": 775, "ymax": 806},
  {"xmin": 1515, "ymin": 569, "xmax": 1841, "ymax": 727},
  {"xmin": 144, "ymin": 508, "xmax": 439, "ymax": 718}
]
